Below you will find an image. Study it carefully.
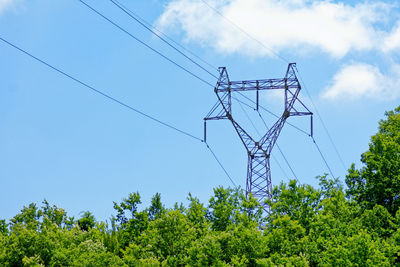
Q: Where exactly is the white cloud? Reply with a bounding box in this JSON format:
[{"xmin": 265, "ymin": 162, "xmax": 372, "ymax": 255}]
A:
[
  {"xmin": 157, "ymin": 0, "xmax": 389, "ymax": 58},
  {"xmin": 322, "ymin": 63, "xmax": 400, "ymax": 100},
  {"xmin": 383, "ymin": 21, "xmax": 400, "ymax": 53}
]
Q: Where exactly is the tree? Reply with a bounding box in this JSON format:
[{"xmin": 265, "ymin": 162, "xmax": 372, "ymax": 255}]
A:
[
  {"xmin": 10, "ymin": 203, "xmax": 40, "ymax": 231},
  {"xmin": 133, "ymin": 209, "xmax": 198, "ymax": 265},
  {"xmin": 78, "ymin": 211, "xmax": 96, "ymax": 231},
  {"xmin": 346, "ymin": 106, "xmax": 400, "ymax": 215},
  {"xmin": 266, "ymin": 179, "xmax": 322, "ymax": 234},
  {"xmin": 113, "ymin": 192, "xmax": 149, "ymax": 249},
  {"xmin": 207, "ymin": 187, "xmax": 241, "ymax": 231},
  {"xmin": 2, "ymin": 160, "xmax": 400, "ymax": 266},
  {"xmin": 148, "ymin": 193, "xmax": 165, "ymax": 221},
  {"xmin": 0, "ymin": 220, "xmax": 8, "ymax": 235},
  {"xmin": 186, "ymin": 193, "xmax": 209, "ymax": 236}
]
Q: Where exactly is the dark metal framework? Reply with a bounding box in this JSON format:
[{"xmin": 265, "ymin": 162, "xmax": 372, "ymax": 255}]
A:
[{"xmin": 204, "ymin": 63, "xmax": 312, "ymax": 210}]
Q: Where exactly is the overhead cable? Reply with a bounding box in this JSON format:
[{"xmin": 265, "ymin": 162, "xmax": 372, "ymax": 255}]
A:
[
  {"xmin": 111, "ymin": 0, "xmax": 218, "ymax": 71},
  {"xmin": 205, "ymin": 142, "xmax": 237, "ymax": 188},
  {"xmin": 199, "ymin": 0, "xmax": 290, "ymax": 64},
  {"xmin": 294, "ymin": 65, "xmax": 347, "ymax": 172},
  {"xmin": 109, "ymin": 0, "xmax": 219, "ymax": 80},
  {"xmin": 79, "ymin": 0, "xmax": 239, "ymax": 186},
  {"xmin": 79, "ymin": 0, "xmax": 215, "ymax": 88},
  {"xmin": 0, "ymin": 36, "xmax": 203, "ymax": 142},
  {"xmin": 0, "ymin": 36, "xmax": 238, "ymax": 188},
  {"xmin": 311, "ymin": 136, "xmax": 335, "ymax": 178}
]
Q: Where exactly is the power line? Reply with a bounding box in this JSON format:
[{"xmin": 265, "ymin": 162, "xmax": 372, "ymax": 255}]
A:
[
  {"xmin": 0, "ymin": 36, "xmax": 238, "ymax": 189},
  {"xmin": 109, "ymin": 0, "xmax": 219, "ymax": 80},
  {"xmin": 312, "ymin": 136, "xmax": 335, "ymax": 178},
  {"xmin": 79, "ymin": 0, "xmax": 215, "ymax": 88},
  {"xmin": 79, "ymin": 0, "xmax": 240, "ymax": 187},
  {"xmin": 112, "ymin": 0, "xmax": 218, "ymax": 71},
  {"xmin": 294, "ymin": 65, "xmax": 347, "ymax": 172},
  {"xmin": 0, "ymin": 37, "xmax": 202, "ymax": 142},
  {"xmin": 271, "ymin": 155, "xmax": 291, "ymax": 183},
  {"xmin": 199, "ymin": 0, "xmax": 290, "ymax": 64},
  {"xmin": 205, "ymin": 142, "xmax": 237, "ymax": 188}
]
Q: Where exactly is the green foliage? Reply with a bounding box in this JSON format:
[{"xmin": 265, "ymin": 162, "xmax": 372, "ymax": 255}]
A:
[
  {"xmin": 40, "ymin": 199, "xmax": 69, "ymax": 228},
  {"xmin": 112, "ymin": 192, "xmax": 149, "ymax": 250},
  {"xmin": 10, "ymin": 203, "xmax": 40, "ymax": 231},
  {"xmin": 2, "ymin": 106, "xmax": 400, "ymax": 266},
  {"xmin": 1, "ymin": 180, "xmax": 399, "ymax": 266},
  {"xmin": 148, "ymin": 193, "xmax": 165, "ymax": 221},
  {"xmin": 0, "ymin": 220, "xmax": 8, "ymax": 235},
  {"xmin": 113, "ymin": 192, "xmax": 141, "ymax": 225},
  {"xmin": 78, "ymin": 211, "xmax": 95, "ymax": 231},
  {"xmin": 267, "ymin": 179, "xmax": 321, "ymax": 234},
  {"xmin": 186, "ymin": 193, "xmax": 209, "ymax": 232},
  {"xmin": 208, "ymin": 187, "xmax": 240, "ymax": 231},
  {"xmin": 346, "ymin": 106, "xmax": 400, "ymax": 215}
]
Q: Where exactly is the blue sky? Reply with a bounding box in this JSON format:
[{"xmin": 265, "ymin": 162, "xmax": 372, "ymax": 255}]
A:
[{"xmin": 1, "ymin": 0, "xmax": 400, "ymax": 222}]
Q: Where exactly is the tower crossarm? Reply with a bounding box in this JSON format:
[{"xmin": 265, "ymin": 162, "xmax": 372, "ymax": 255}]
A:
[
  {"xmin": 284, "ymin": 63, "xmax": 313, "ymax": 117},
  {"xmin": 204, "ymin": 67, "xmax": 257, "ymax": 152},
  {"xmin": 204, "ymin": 67, "xmax": 232, "ymax": 121},
  {"xmin": 216, "ymin": 77, "xmax": 299, "ymax": 92}
]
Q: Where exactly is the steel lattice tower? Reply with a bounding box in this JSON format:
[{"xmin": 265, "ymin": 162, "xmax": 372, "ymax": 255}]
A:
[{"xmin": 204, "ymin": 63, "xmax": 313, "ymax": 210}]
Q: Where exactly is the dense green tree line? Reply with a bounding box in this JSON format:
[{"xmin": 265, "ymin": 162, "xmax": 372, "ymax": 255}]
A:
[{"xmin": 1, "ymin": 107, "xmax": 400, "ymax": 266}]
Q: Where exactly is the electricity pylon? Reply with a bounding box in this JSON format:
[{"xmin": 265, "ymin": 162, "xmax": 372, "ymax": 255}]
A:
[{"xmin": 204, "ymin": 63, "xmax": 313, "ymax": 210}]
